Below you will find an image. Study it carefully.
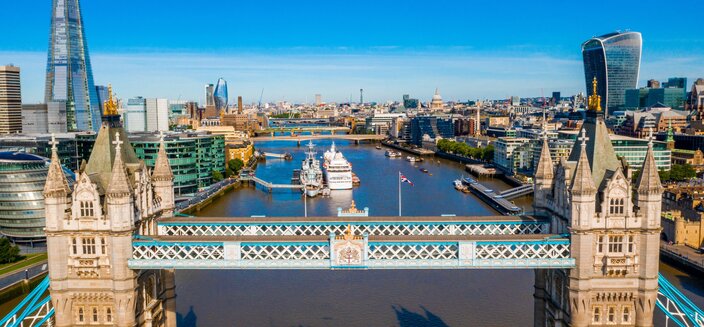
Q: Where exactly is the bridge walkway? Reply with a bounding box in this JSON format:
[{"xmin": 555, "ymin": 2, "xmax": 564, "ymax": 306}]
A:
[
  {"xmin": 499, "ymin": 184, "xmax": 534, "ymax": 200},
  {"xmin": 463, "ymin": 178, "xmax": 522, "ymax": 215}
]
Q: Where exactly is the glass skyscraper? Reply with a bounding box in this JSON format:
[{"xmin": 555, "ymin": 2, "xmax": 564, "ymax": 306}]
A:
[
  {"xmin": 214, "ymin": 78, "xmax": 228, "ymax": 114},
  {"xmin": 582, "ymin": 31, "xmax": 642, "ymax": 117},
  {"xmin": 45, "ymin": 0, "xmax": 101, "ymax": 132}
]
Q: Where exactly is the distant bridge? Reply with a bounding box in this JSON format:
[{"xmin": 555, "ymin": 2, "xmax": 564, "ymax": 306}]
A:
[{"xmin": 252, "ymin": 134, "xmax": 386, "ymax": 143}]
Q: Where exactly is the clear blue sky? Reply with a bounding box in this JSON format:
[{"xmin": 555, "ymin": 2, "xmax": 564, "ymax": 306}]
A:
[{"xmin": 2, "ymin": 0, "xmax": 703, "ymax": 104}]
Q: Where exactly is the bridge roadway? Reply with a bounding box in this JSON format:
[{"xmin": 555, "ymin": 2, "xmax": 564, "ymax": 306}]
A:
[{"xmin": 252, "ymin": 134, "xmax": 386, "ymax": 142}]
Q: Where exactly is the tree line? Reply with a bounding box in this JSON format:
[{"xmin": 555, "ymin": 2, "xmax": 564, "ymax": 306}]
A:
[{"xmin": 436, "ymin": 139, "xmax": 494, "ymax": 162}]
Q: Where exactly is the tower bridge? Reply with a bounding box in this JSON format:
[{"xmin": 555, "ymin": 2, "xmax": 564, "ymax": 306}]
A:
[{"xmin": 4, "ymin": 82, "xmax": 704, "ymax": 327}]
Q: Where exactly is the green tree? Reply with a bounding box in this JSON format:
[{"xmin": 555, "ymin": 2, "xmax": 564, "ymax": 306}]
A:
[
  {"xmin": 227, "ymin": 158, "xmax": 244, "ymax": 174},
  {"xmin": 212, "ymin": 170, "xmax": 224, "ymax": 182},
  {"xmin": 0, "ymin": 238, "xmax": 21, "ymax": 264}
]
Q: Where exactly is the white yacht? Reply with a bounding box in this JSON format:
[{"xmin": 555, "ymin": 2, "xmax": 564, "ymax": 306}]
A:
[
  {"xmin": 300, "ymin": 141, "xmax": 323, "ymax": 197},
  {"xmin": 322, "ymin": 142, "xmax": 353, "ymax": 190}
]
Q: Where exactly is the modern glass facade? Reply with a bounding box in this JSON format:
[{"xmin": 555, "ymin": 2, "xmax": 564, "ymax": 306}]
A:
[
  {"xmin": 582, "ymin": 32, "xmax": 642, "ymax": 117},
  {"xmin": 45, "ymin": 0, "xmax": 100, "ymax": 132},
  {"xmin": 131, "ymin": 135, "xmax": 198, "ymax": 195},
  {"xmin": 184, "ymin": 134, "xmax": 225, "ymax": 189},
  {"xmin": 213, "ymin": 78, "xmax": 228, "ymax": 114},
  {"xmin": 0, "ymin": 152, "xmax": 73, "ymax": 245},
  {"xmin": 409, "ymin": 116, "xmax": 454, "ymax": 146}
]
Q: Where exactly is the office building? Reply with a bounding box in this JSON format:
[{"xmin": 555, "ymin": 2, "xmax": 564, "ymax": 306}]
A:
[
  {"xmin": 205, "ymin": 84, "xmax": 215, "ymax": 107},
  {"xmin": 47, "ymin": 101, "xmax": 68, "ymax": 133},
  {"xmin": 45, "ymin": 0, "xmax": 101, "ymax": 132},
  {"xmin": 664, "ymin": 77, "xmax": 687, "ymax": 89},
  {"xmin": 559, "ymin": 131, "xmax": 671, "ymax": 171},
  {"xmin": 493, "ymin": 137, "xmax": 531, "ymax": 172},
  {"xmin": 315, "ymin": 94, "xmax": 322, "ymax": 106},
  {"xmin": 95, "ymin": 85, "xmax": 108, "ymax": 114},
  {"xmin": 146, "ymin": 98, "xmax": 169, "ymax": 132},
  {"xmin": 0, "ymin": 152, "xmax": 74, "ymax": 245},
  {"xmin": 582, "ymin": 31, "xmax": 642, "ymax": 116},
  {"xmin": 647, "ymin": 79, "xmax": 660, "ymax": 88},
  {"xmin": 21, "ymin": 104, "xmax": 49, "ymax": 134},
  {"xmin": 365, "ymin": 113, "xmax": 405, "ymax": 135},
  {"xmin": 552, "ymin": 92, "xmax": 560, "ymax": 105},
  {"xmin": 125, "ymin": 97, "xmax": 146, "ymax": 132},
  {"xmin": 409, "ymin": 116, "xmax": 454, "ymax": 146},
  {"xmin": 688, "ymin": 79, "xmax": 704, "ymax": 117},
  {"xmin": 625, "ymin": 86, "xmax": 686, "ymax": 110},
  {"xmin": 214, "ymin": 78, "xmax": 228, "ymax": 114},
  {"xmin": 0, "ymin": 66, "xmax": 22, "ymax": 134}
]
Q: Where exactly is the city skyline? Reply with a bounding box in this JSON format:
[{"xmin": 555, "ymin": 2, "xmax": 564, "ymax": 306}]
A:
[{"xmin": 2, "ymin": 0, "xmax": 704, "ymax": 103}]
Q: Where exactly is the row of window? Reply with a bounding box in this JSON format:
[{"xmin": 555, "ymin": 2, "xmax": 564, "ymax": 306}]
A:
[
  {"xmin": 608, "ymin": 198, "xmax": 625, "ymax": 215},
  {"xmin": 70, "ymin": 237, "xmax": 107, "ymax": 256},
  {"xmin": 76, "ymin": 306, "xmax": 112, "ymax": 324},
  {"xmin": 593, "ymin": 305, "xmax": 632, "ymax": 324},
  {"xmin": 597, "ymin": 235, "xmax": 636, "ymax": 254}
]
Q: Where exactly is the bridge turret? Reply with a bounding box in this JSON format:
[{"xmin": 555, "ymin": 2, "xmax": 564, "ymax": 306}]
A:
[
  {"xmin": 533, "ymin": 130, "xmax": 554, "ymax": 212},
  {"xmin": 151, "ymin": 132, "xmax": 175, "ymax": 219}
]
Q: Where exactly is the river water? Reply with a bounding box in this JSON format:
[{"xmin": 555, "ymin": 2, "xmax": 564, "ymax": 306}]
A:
[{"xmin": 173, "ymin": 140, "xmax": 702, "ymax": 327}]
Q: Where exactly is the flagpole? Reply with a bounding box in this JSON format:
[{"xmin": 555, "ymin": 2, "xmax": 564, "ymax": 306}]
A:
[{"xmin": 398, "ymin": 171, "xmax": 401, "ymax": 217}]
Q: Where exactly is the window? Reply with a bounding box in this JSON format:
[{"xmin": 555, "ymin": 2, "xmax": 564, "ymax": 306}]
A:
[
  {"xmin": 608, "ymin": 235, "xmax": 624, "ymax": 253},
  {"xmin": 82, "ymin": 238, "xmax": 96, "ymax": 255},
  {"xmin": 101, "ymin": 238, "xmax": 107, "ymax": 255},
  {"xmin": 92, "ymin": 307, "xmax": 98, "ymax": 322},
  {"xmin": 609, "ymin": 198, "xmax": 625, "ymax": 215},
  {"xmin": 628, "ymin": 236, "xmax": 635, "ymax": 253},
  {"xmin": 623, "ymin": 306, "xmax": 631, "ymax": 323},
  {"xmin": 597, "ymin": 235, "xmax": 605, "ymax": 253},
  {"xmin": 79, "ymin": 201, "xmax": 94, "ymax": 218},
  {"xmin": 71, "ymin": 238, "xmax": 77, "ymax": 255},
  {"xmin": 78, "ymin": 307, "xmax": 84, "ymax": 323},
  {"xmin": 608, "ymin": 306, "xmax": 616, "ymax": 323},
  {"xmin": 106, "ymin": 308, "xmax": 112, "ymax": 323},
  {"xmin": 593, "ymin": 306, "xmax": 601, "ymax": 323}
]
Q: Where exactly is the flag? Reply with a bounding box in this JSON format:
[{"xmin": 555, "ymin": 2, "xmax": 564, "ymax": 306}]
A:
[{"xmin": 400, "ymin": 173, "xmax": 414, "ymax": 186}]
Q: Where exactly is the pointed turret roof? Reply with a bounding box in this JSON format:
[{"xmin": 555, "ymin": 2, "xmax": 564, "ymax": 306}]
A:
[
  {"xmin": 106, "ymin": 132, "xmax": 132, "ymax": 196},
  {"xmin": 636, "ymin": 130, "xmax": 664, "ymax": 195},
  {"xmin": 84, "ymin": 120, "xmax": 140, "ymax": 193},
  {"xmin": 535, "ymin": 138, "xmax": 554, "ymax": 179},
  {"xmin": 570, "ymin": 129, "xmax": 597, "ymax": 195},
  {"xmin": 151, "ymin": 132, "xmax": 173, "ymax": 181},
  {"xmin": 567, "ymin": 116, "xmax": 622, "ymax": 189},
  {"xmin": 43, "ymin": 134, "xmax": 71, "ymax": 196}
]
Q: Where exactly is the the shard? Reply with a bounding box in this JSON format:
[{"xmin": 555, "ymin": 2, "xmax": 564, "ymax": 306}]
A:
[
  {"xmin": 213, "ymin": 78, "xmax": 228, "ymax": 114},
  {"xmin": 45, "ymin": 0, "xmax": 101, "ymax": 132}
]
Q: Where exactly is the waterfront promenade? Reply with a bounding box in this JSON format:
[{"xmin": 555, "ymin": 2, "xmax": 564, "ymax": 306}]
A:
[{"xmin": 660, "ymin": 241, "xmax": 704, "ymax": 274}]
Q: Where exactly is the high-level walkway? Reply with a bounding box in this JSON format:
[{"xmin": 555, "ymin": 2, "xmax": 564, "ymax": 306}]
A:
[{"xmin": 240, "ymin": 175, "xmax": 303, "ymax": 190}]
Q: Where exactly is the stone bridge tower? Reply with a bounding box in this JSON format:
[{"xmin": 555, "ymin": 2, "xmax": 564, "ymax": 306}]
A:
[
  {"xmin": 43, "ymin": 87, "xmax": 177, "ymax": 326},
  {"xmin": 533, "ymin": 78, "xmax": 663, "ymax": 326}
]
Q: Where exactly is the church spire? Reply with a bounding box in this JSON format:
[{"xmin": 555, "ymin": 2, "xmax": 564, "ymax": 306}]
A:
[
  {"xmin": 570, "ymin": 129, "xmax": 597, "ymax": 195},
  {"xmin": 636, "ymin": 129, "xmax": 664, "ymax": 195},
  {"xmin": 43, "ymin": 134, "xmax": 71, "ymax": 196},
  {"xmin": 151, "ymin": 131, "xmax": 173, "ymax": 181},
  {"xmin": 106, "ymin": 132, "xmax": 132, "ymax": 196}
]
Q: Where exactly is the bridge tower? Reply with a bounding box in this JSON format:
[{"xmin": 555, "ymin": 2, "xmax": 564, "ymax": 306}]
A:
[
  {"xmin": 43, "ymin": 87, "xmax": 177, "ymax": 326},
  {"xmin": 534, "ymin": 78, "xmax": 662, "ymax": 326}
]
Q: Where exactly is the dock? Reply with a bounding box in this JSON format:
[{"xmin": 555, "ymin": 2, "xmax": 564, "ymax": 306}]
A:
[
  {"xmin": 465, "ymin": 164, "xmax": 502, "ymax": 177},
  {"xmin": 381, "ymin": 141, "xmax": 435, "ymax": 156},
  {"xmin": 262, "ymin": 152, "xmax": 292, "ymax": 160},
  {"xmin": 463, "ymin": 178, "xmax": 522, "ymax": 215},
  {"xmin": 499, "ymin": 184, "xmax": 533, "ymax": 200},
  {"xmin": 241, "ymin": 175, "xmax": 304, "ymax": 192}
]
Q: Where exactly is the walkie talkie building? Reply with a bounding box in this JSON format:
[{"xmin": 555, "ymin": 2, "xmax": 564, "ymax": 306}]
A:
[
  {"xmin": 582, "ymin": 31, "xmax": 642, "ymax": 117},
  {"xmin": 45, "ymin": 0, "xmax": 101, "ymax": 132}
]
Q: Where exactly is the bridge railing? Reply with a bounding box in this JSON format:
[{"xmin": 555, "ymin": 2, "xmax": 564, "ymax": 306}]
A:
[
  {"xmin": 157, "ymin": 220, "xmax": 549, "ymax": 237},
  {"xmin": 129, "ymin": 238, "xmax": 575, "ymax": 269},
  {"xmin": 0, "ymin": 276, "xmax": 53, "ymax": 327}
]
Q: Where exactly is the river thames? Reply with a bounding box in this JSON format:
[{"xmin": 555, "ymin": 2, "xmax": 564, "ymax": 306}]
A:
[{"xmin": 172, "ymin": 140, "xmax": 704, "ymax": 327}]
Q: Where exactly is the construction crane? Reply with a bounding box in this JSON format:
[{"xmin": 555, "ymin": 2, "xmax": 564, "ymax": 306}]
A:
[{"xmin": 257, "ymin": 89, "xmax": 264, "ymax": 112}]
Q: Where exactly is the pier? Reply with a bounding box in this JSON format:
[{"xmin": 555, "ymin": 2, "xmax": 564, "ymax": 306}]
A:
[
  {"xmin": 241, "ymin": 175, "xmax": 304, "ymax": 192},
  {"xmin": 262, "ymin": 152, "xmax": 292, "ymax": 159},
  {"xmin": 381, "ymin": 141, "xmax": 435, "ymax": 156},
  {"xmin": 498, "ymin": 184, "xmax": 534, "ymax": 200},
  {"xmin": 465, "ymin": 164, "xmax": 502, "ymax": 177},
  {"xmin": 463, "ymin": 178, "xmax": 522, "ymax": 215}
]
